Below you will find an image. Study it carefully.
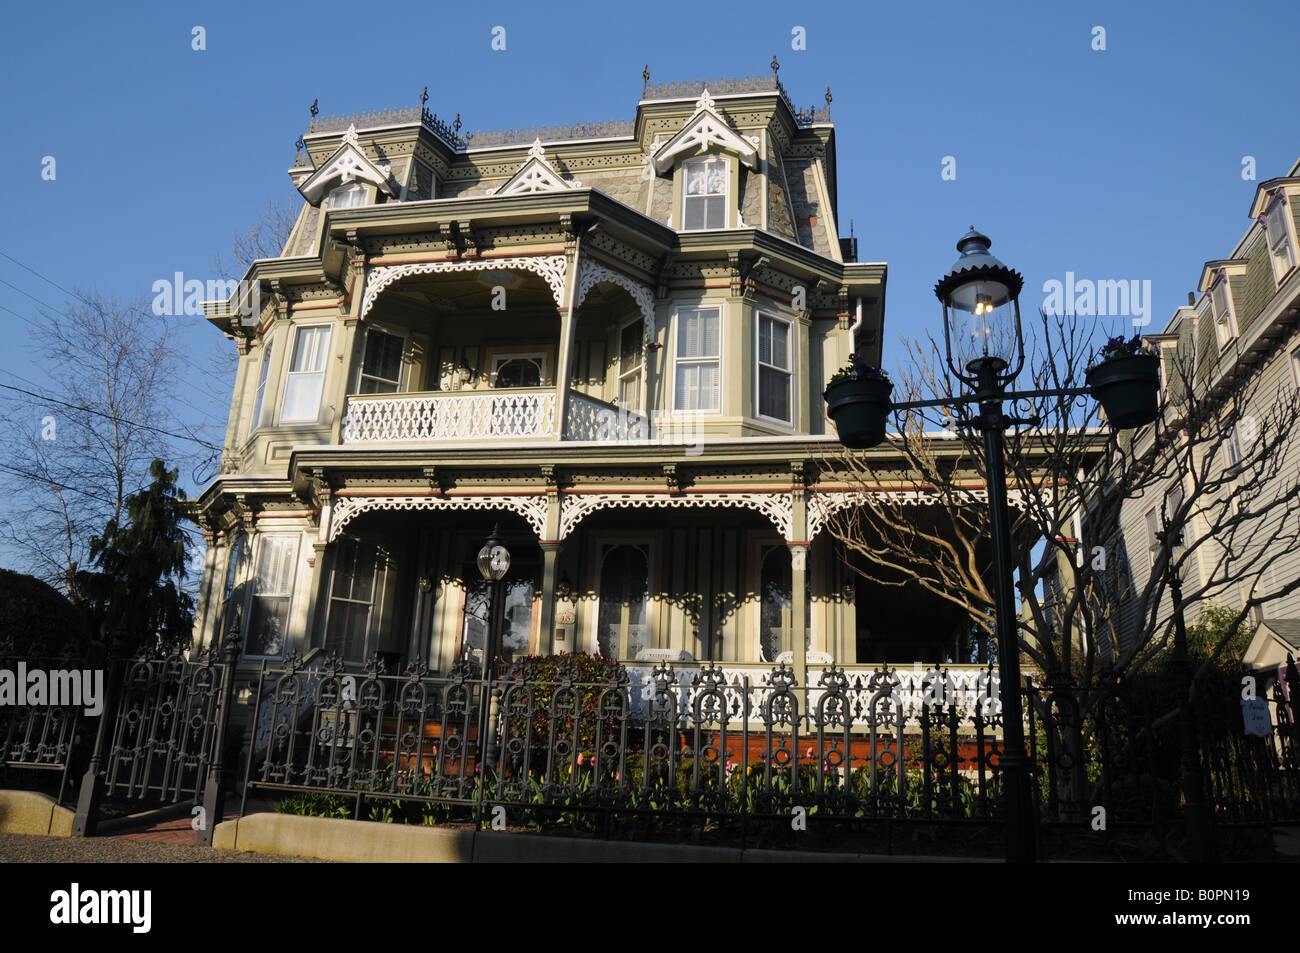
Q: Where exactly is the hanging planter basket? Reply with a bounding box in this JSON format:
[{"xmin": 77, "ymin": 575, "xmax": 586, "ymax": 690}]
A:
[
  {"xmin": 1086, "ymin": 352, "xmax": 1160, "ymax": 429},
  {"xmin": 824, "ymin": 376, "xmax": 894, "ymax": 448}
]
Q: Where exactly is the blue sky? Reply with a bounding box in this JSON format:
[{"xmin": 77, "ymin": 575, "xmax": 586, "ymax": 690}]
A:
[{"xmin": 0, "ymin": 0, "xmax": 1296, "ymax": 519}]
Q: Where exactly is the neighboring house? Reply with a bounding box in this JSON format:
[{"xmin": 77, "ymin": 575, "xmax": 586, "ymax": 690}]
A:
[
  {"xmin": 194, "ymin": 73, "xmax": 1006, "ymax": 705},
  {"xmin": 1098, "ymin": 159, "xmax": 1300, "ymax": 670}
]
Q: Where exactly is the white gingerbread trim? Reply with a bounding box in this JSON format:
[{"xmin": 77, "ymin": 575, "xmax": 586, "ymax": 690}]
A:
[
  {"xmin": 575, "ymin": 261, "xmax": 655, "ymax": 327},
  {"xmin": 807, "ymin": 488, "xmax": 1028, "ymax": 540},
  {"xmin": 298, "ymin": 129, "xmax": 398, "ymax": 205},
  {"xmin": 558, "ymin": 492, "xmax": 793, "ymax": 542},
  {"xmin": 360, "ymin": 255, "xmax": 568, "ymax": 319},
  {"xmin": 652, "ymin": 89, "xmax": 759, "ymax": 175},
  {"xmin": 493, "ymin": 139, "xmax": 578, "ymax": 195},
  {"xmin": 329, "ymin": 494, "xmax": 549, "ymax": 541}
]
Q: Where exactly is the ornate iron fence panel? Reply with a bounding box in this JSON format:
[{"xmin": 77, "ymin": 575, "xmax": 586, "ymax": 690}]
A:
[
  {"xmin": 99, "ymin": 648, "xmax": 226, "ymax": 803},
  {"xmin": 0, "ymin": 644, "xmax": 92, "ymax": 802}
]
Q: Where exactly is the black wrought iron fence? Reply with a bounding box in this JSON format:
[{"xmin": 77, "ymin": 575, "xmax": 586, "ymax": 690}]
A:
[{"xmin": 0, "ymin": 644, "xmax": 92, "ymax": 804}]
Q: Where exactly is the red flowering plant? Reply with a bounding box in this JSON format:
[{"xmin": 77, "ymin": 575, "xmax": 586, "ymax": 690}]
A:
[{"xmin": 500, "ymin": 653, "xmax": 628, "ymax": 772}]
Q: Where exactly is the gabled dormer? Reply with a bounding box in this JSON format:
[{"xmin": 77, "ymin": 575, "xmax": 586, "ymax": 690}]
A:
[
  {"xmin": 1197, "ymin": 258, "xmax": 1248, "ymax": 351},
  {"xmin": 1248, "ymin": 174, "xmax": 1300, "ymax": 286},
  {"xmin": 651, "ymin": 89, "xmax": 759, "ymax": 231},
  {"xmin": 492, "ymin": 139, "xmax": 580, "ymax": 195},
  {"xmin": 295, "ymin": 124, "xmax": 400, "ymax": 207}
]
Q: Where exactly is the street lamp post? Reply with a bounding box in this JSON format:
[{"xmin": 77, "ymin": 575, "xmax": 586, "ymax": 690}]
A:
[
  {"xmin": 1157, "ymin": 525, "xmax": 1215, "ymax": 862},
  {"xmin": 476, "ymin": 525, "xmax": 511, "ymax": 768},
  {"xmin": 824, "ymin": 228, "xmax": 1162, "ymax": 863},
  {"xmin": 932, "ymin": 228, "xmax": 1037, "ymax": 863}
]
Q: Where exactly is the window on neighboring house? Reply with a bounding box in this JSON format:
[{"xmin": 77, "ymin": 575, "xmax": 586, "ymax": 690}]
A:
[
  {"xmin": 252, "ymin": 338, "xmax": 273, "ymax": 433},
  {"xmin": 280, "ymin": 325, "xmax": 330, "ymax": 422},
  {"xmin": 682, "ymin": 156, "xmax": 728, "ymax": 230},
  {"xmin": 1211, "ymin": 278, "xmax": 1236, "ymax": 349},
  {"xmin": 245, "ymin": 535, "xmax": 298, "ymax": 658},
  {"xmin": 1264, "ymin": 197, "xmax": 1298, "ymax": 283},
  {"xmin": 597, "ymin": 544, "xmax": 650, "ymax": 660},
  {"xmin": 757, "ymin": 313, "xmax": 792, "ymax": 423},
  {"xmin": 1166, "ymin": 482, "xmax": 1186, "ymax": 550},
  {"xmin": 329, "ymin": 182, "xmax": 368, "ymax": 210},
  {"xmin": 323, "ymin": 537, "xmax": 386, "ymax": 663},
  {"xmin": 1291, "ymin": 344, "xmax": 1300, "ymax": 392},
  {"xmin": 1227, "ymin": 423, "xmax": 1244, "ymax": 469},
  {"xmin": 1144, "ymin": 506, "xmax": 1161, "ymax": 569},
  {"xmin": 674, "ymin": 306, "xmax": 720, "ymax": 412},
  {"xmin": 357, "ymin": 327, "xmax": 404, "ymax": 394},
  {"xmin": 617, "ymin": 320, "xmax": 644, "ymax": 411}
]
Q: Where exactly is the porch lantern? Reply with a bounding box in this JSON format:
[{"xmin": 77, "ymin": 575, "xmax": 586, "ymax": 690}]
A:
[
  {"xmin": 935, "ymin": 227, "xmax": 1025, "ymax": 391},
  {"xmin": 477, "ymin": 525, "xmax": 511, "ymax": 582}
]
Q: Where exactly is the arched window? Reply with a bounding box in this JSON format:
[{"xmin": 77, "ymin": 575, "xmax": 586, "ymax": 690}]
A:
[
  {"xmin": 597, "ymin": 544, "xmax": 650, "ymax": 659},
  {"xmin": 759, "ymin": 545, "xmax": 791, "ymax": 663}
]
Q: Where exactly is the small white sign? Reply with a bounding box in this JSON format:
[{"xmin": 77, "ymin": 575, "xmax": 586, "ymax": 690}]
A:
[{"xmin": 1242, "ymin": 697, "xmax": 1273, "ymax": 737}]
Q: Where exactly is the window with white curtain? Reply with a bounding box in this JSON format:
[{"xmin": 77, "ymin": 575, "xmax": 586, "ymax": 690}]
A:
[
  {"xmin": 245, "ymin": 535, "xmax": 298, "ymax": 658},
  {"xmin": 682, "ymin": 156, "xmax": 727, "ymax": 230},
  {"xmin": 756, "ymin": 313, "xmax": 792, "ymax": 422},
  {"xmin": 329, "ymin": 182, "xmax": 368, "ymax": 210},
  {"xmin": 674, "ymin": 306, "xmax": 720, "ymax": 412},
  {"xmin": 252, "ymin": 337, "xmax": 273, "ymax": 432},
  {"xmin": 280, "ymin": 325, "xmax": 330, "ymax": 422}
]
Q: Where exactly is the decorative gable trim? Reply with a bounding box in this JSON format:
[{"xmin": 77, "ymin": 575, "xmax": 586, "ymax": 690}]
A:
[
  {"xmin": 298, "ymin": 125, "xmax": 398, "ymax": 205},
  {"xmin": 651, "ymin": 89, "xmax": 759, "ymax": 175},
  {"xmin": 493, "ymin": 139, "xmax": 579, "ymax": 195}
]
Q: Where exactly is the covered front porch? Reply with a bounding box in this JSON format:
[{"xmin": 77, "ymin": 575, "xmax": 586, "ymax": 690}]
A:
[{"xmin": 304, "ymin": 491, "xmax": 993, "ymax": 684}]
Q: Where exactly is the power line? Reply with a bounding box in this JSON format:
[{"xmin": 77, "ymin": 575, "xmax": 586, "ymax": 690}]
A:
[
  {"xmin": 0, "ymin": 249, "xmax": 90, "ymax": 306},
  {"xmin": 0, "ymin": 296, "xmax": 232, "ymax": 431},
  {"xmin": 0, "ymin": 376, "xmax": 223, "ymax": 452}
]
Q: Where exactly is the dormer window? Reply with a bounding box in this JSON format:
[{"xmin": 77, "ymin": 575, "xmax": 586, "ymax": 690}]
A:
[
  {"xmin": 1264, "ymin": 197, "xmax": 1298, "ymax": 283},
  {"xmin": 1210, "ymin": 276, "xmax": 1237, "ymax": 349},
  {"xmin": 329, "ymin": 182, "xmax": 368, "ymax": 210},
  {"xmin": 683, "ymin": 156, "xmax": 728, "ymax": 230}
]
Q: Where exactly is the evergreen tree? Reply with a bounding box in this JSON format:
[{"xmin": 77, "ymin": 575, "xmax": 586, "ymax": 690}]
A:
[{"xmin": 75, "ymin": 459, "xmax": 195, "ymax": 655}]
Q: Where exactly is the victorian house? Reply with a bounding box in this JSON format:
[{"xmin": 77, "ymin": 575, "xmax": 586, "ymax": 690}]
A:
[
  {"xmin": 193, "ymin": 74, "xmax": 987, "ymax": 697},
  {"xmin": 1104, "ymin": 159, "xmax": 1300, "ymax": 672}
]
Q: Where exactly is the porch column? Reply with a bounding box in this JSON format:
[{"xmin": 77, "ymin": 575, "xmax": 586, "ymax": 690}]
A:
[
  {"xmin": 553, "ymin": 223, "xmax": 586, "ymax": 439},
  {"xmin": 790, "ymin": 544, "xmax": 809, "ymax": 687},
  {"xmin": 536, "ymin": 468, "xmax": 563, "ymax": 653},
  {"xmin": 789, "ymin": 463, "xmax": 810, "ymax": 686},
  {"xmin": 329, "ymin": 251, "xmax": 368, "ymax": 443}
]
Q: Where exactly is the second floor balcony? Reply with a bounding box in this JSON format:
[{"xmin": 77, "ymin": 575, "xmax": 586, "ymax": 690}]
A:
[{"xmin": 341, "ymin": 388, "xmax": 649, "ymax": 443}]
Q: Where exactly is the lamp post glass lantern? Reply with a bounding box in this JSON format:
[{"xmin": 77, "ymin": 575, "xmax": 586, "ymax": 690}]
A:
[
  {"xmin": 475, "ymin": 525, "xmax": 511, "ymax": 673},
  {"xmin": 936, "ymin": 227, "xmax": 1025, "ymax": 388}
]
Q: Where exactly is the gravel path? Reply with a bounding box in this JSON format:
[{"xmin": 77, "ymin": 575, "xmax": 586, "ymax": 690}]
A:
[{"xmin": 0, "ymin": 833, "xmax": 325, "ymax": 863}]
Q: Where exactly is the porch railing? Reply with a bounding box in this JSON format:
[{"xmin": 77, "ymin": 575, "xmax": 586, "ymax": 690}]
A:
[
  {"xmin": 566, "ymin": 392, "xmax": 648, "ymax": 441},
  {"xmin": 342, "ymin": 388, "xmax": 557, "ymax": 442},
  {"xmin": 341, "ymin": 389, "xmax": 650, "ymax": 443}
]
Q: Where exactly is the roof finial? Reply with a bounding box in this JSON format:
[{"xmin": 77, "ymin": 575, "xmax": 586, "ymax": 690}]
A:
[
  {"xmin": 420, "ymin": 85, "xmax": 429, "ymax": 109},
  {"xmin": 825, "ymin": 85, "xmax": 832, "ymax": 110},
  {"xmin": 453, "ymin": 112, "xmax": 462, "ymax": 136},
  {"xmin": 642, "ymin": 64, "xmax": 650, "ymax": 89},
  {"xmin": 771, "ymin": 55, "xmax": 780, "ymax": 79},
  {"xmin": 310, "ymin": 98, "xmax": 319, "ymax": 119}
]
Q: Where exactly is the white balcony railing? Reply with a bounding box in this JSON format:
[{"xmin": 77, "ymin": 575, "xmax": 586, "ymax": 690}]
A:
[
  {"xmin": 565, "ymin": 392, "xmax": 649, "ymax": 441},
  {"xmin": 342, "ymin": 389, "xmax": 651, "ymax": 443},
  {"xmin": 342, "ymin": 389, "xmax": 556, "ymax": 442}
]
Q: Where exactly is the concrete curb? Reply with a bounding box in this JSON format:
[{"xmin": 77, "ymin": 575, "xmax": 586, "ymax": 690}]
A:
[
  {"xmin": 0, "ymin": 790, "xmax": 75, "ymax": 836},
  {"xmin": 213, "ymin": 812, "xmax": 1002, "ymax": 863}
]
